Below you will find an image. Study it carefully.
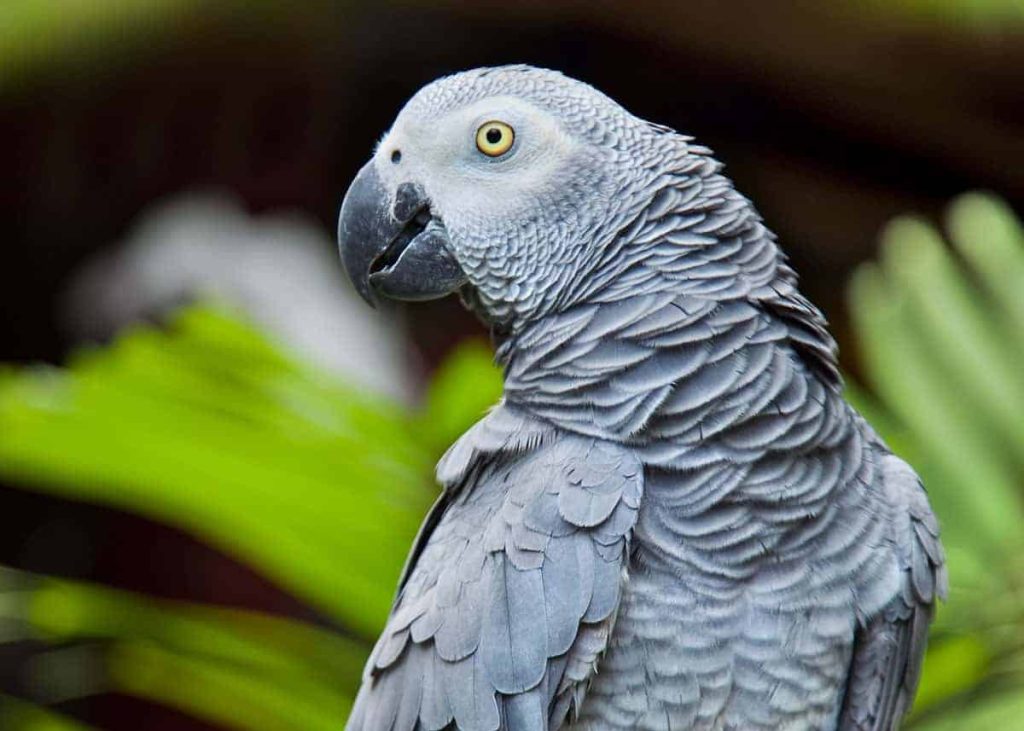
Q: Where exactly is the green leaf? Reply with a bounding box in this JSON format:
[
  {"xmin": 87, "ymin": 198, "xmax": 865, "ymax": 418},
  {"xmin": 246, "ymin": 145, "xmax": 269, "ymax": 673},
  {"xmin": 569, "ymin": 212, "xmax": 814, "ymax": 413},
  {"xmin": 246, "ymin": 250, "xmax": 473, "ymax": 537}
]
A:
[
  {"xmin": 848, "ymin": 191, "xmax": 1024, "ymax": 718},
  {"xmin": 0, "ymin": 694, "xmax": 96, "ymax": 731},
  {"xmin": 24, "ymin": 579, "xmax": 368, "ymax": 689},
  {"xmin": 912, "ymin": 634, "xmax": 992, "ymax": 718},
  {"xmin": 848, "ymin": 262, "xmax": 1022, "ymax": 555},
  {"xmin": 881, "ymin": 216, "xmax": 1024, "ymax": 454},
  {"xmin": 947, "ymin": 192, "xmax": 1024, "ymax": 354},
  {"xmin": 911, "ymin": 688, "xmax": 1024, "ymax": 731},
  {"xmin": 0, "ymin": 570, "xmax": 363, "ymax": 730},
  {"xmin": 111, "ymin": 641, "xmax": 351, "ymax": 731},
  {"xmin": 0, "ymin": 308, "xmax": 432, "ymax": 637}
]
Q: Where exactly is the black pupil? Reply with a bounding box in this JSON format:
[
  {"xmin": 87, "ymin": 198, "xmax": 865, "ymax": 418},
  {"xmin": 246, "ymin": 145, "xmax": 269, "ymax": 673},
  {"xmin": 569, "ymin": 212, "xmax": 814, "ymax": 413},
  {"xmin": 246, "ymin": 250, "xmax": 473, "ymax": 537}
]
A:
[{"xmin": 486, "ymin": 128, "xmax": 503, "ymax": 145}]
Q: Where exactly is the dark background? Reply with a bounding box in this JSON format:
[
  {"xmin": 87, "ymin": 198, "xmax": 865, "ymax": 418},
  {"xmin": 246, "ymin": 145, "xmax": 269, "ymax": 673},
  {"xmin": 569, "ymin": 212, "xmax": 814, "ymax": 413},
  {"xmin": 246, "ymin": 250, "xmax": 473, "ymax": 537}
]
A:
[{"xmin": 1, "ymin": 2, "xmax": 1022, "ymax": 727}]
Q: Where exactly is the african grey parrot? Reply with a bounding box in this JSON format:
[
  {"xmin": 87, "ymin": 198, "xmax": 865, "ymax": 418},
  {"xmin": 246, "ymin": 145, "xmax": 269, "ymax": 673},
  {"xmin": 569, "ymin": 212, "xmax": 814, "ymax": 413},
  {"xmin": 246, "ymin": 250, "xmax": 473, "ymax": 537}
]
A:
[{"xmin": 336, "ymin": 65, "xmax": 946, "ymax": 731}]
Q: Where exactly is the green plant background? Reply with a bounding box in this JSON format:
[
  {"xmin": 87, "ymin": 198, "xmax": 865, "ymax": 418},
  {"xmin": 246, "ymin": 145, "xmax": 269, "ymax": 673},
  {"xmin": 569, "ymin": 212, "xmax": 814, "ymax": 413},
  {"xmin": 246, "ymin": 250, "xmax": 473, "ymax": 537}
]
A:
[{"xmin": 1, "ymin": 192, "xmax": 1023, "ymax": 729}]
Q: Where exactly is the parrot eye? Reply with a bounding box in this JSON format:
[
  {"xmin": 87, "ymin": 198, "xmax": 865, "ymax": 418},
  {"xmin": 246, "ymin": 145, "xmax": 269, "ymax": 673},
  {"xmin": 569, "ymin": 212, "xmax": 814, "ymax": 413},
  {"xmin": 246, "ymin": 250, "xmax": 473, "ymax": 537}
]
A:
[{"xmin": 475, "ymin": 121, "xmax": 515, "ymax": 158}]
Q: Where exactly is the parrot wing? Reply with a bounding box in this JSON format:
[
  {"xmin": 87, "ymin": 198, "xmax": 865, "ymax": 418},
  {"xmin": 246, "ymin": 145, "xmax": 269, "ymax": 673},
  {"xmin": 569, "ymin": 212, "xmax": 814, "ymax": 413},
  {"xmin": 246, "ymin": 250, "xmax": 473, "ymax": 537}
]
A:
[
  {"xmin": 838, "ymin": 453, "xmax": 947, "ymax": 731},
  {"xmin": 346, "ymin": 405, "xmax": 643, "ymax": 731}
]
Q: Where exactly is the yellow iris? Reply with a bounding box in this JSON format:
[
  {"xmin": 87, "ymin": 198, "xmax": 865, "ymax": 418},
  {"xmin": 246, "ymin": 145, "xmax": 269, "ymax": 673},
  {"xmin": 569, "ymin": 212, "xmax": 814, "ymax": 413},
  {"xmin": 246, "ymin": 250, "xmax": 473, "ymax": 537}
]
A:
[{"xmin": 475, "ymin": 121, "xmax": 515, "ymax": 157}]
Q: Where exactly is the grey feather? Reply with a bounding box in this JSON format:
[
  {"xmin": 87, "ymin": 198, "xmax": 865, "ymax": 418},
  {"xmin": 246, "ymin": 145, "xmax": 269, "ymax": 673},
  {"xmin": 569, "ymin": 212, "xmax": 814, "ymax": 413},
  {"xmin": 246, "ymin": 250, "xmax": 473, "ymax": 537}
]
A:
[{"xmin": 481, "ymin": 560, "xmax": 548, "ymax": 694}]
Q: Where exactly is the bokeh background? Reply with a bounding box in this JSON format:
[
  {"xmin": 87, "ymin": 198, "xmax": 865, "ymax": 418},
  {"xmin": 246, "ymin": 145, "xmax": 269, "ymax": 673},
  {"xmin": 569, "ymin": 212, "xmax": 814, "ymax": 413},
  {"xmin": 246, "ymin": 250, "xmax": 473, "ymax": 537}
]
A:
[{"xmin": 1, "ymin": 1, "xmax": 1023, "ymax": 729}]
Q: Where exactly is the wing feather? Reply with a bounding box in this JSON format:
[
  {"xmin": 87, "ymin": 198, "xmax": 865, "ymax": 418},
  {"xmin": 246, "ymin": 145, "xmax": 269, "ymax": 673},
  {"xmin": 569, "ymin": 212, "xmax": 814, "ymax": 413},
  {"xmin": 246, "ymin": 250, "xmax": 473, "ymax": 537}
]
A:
[
  {"xmin": 838, "ymin": 455, "xmax": 947, "ymax": 731},
  {"xmin": 346, "ymin": 406, "xmax": 643, "ymax": 731}
]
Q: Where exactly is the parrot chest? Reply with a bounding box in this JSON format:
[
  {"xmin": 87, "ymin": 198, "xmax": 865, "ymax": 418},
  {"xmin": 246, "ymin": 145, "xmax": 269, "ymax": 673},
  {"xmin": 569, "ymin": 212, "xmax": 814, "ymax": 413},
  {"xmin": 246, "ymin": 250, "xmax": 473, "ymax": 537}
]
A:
[
  {"xmin": 570, "ymin": 555, "xmax": 856, "ymax": 731},
  {"xmin": 569, "ymin": 448, "xmax": 898, "ymax": 731}
]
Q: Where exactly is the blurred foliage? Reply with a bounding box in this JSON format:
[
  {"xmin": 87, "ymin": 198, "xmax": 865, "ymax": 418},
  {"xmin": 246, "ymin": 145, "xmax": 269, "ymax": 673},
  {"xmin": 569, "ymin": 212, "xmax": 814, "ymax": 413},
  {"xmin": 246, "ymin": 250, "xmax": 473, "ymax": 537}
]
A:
[
  {"xmin": 874, "ymin": 0, "xmax": 1024, "ymax": 28},
  {"xmin": 0, "ymin": 0, "xmax": 340, "ymax": 91},
  {"xmin": 0, "ymin": 310, "xmax": 501, "ymax": 729},
  {"xmin": 0, "ymin": 308, "xmax": 438, "ymax": 636},
  {"xmin": 846, "ymin": 192, "xmax": 1024, "ymax": 728},
  {"xmin": 0, "ymin": 568, "xmax": 366, "ymax": 730},
  {"xmin": 3, "ymin": 0, "xmax": 1022, "ymax": 93},
  {"xmin": 0, "ymin": 691, "xmax": 93, "ymax": 731},
  {"xmin": 0, "ymin": 0, "xmax": 200, "ymax": 90},
  {"xmin": 0, "ymin": 192, "xmax": 1023, "ymax": 729}
]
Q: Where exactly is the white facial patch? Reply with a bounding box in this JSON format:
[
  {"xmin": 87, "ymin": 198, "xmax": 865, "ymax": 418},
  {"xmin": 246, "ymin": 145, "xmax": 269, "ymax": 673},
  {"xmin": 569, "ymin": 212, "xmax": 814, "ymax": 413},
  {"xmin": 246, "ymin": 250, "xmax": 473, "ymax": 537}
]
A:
[{"xmin": 376, "ymin": 95, "xmax": 581, "ymax": 222}]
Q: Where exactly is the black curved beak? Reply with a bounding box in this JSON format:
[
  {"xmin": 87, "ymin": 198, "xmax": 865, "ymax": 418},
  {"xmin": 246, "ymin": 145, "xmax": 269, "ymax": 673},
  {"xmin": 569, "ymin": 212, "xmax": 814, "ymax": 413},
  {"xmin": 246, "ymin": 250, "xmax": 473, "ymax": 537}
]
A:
[{"xmin": 338, "ymin": 161, "xmax": 467, "ymax": 307}]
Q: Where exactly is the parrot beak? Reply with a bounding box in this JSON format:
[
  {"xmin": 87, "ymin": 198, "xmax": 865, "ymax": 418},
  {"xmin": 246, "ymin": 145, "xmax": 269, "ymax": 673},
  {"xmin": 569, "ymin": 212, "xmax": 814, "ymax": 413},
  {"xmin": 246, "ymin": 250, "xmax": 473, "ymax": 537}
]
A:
[{"xmin": 338, "ymin": 161, "xmax": 467, "ymax": 307}]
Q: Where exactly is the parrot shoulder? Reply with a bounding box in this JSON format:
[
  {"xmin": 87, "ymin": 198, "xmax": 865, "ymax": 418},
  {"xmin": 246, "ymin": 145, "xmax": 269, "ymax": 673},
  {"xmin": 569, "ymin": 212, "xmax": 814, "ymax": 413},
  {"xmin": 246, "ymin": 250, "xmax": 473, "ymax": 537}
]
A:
[{"xmin": 347, "ymin": 404, "xmax": 644, "ymax": 731}]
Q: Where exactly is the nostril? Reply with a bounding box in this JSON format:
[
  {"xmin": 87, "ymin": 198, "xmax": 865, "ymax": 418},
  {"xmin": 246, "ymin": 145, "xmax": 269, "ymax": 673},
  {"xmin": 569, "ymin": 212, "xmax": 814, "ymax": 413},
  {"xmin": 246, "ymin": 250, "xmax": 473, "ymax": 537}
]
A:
[
  {"xmin": 390, "ymin": 149, "xmax": 402, "ymax": 164},
  {"xmin": 393, "ymin": 182, "xmax": 426, "ymax": 222}
]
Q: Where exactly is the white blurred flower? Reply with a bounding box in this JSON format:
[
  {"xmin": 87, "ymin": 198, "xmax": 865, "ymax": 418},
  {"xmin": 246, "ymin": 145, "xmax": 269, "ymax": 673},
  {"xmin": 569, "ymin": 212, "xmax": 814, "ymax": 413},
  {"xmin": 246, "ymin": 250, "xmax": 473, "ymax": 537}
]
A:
[{"xmin": 63, "ymin": 191, "xmax": 414, "ymax": 402}]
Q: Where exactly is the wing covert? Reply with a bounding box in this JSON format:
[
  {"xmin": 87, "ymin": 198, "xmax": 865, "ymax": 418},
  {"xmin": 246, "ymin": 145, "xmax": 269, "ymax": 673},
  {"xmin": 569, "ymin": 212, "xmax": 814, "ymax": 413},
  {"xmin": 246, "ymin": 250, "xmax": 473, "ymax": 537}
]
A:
[
  {"xmin": 347, "ymin": 406, "xmax": 643, "ymax": 731},
  {"xmin": 839, "ymin": 454, "xmax": 947, "ymax": 731}
]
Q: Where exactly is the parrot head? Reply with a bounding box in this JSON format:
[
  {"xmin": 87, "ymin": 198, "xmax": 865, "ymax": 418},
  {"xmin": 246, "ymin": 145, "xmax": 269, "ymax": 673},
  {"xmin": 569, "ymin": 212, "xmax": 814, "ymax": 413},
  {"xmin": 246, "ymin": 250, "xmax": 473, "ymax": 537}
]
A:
[{"xmin": 337, "ymin": 65, "xmax": 698, "ymax": 325}]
